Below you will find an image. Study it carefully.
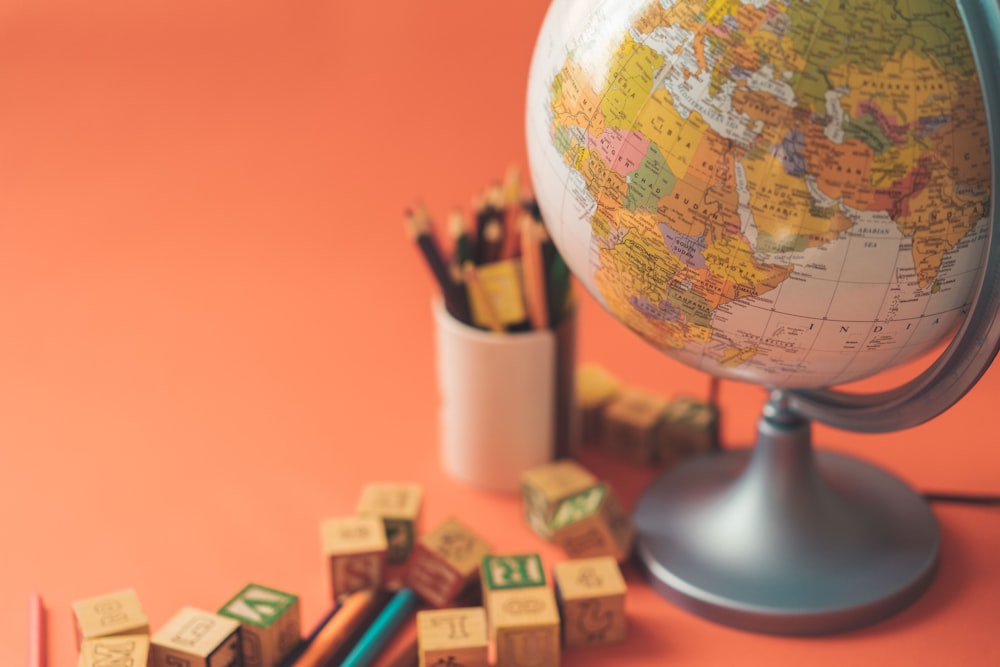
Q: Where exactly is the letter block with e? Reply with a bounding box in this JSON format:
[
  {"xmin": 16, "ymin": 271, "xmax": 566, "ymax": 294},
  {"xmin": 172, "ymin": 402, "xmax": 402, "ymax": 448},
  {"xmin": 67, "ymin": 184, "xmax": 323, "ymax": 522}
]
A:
[
  {"xmin": 549, "ymin": 483, "xmax": 634, "ymax": 562},
  {"xmin": 79, "ymin": 633, "xmax": 150, "ymax": 667},
  {"xmin": 405, "ymin": 517, "xmax": 493, "ymax": 608},
  {"xmin": 355, "ymin": 482, "xmax": 423, "ymax": 565},
  {"xmin": 218, "ymin": 583, "xmax": 301, "ymax": 667},
  {"xmin": 320, "ymin": 516, "xmax": 388, "ymax": 599},
  {"xmin": 149, "ymin": 607, "xmax": 241, "ymax": 667},
  {"xmin": 72, "ymin": 588, "xmax": 149, "ymax": 648},
  {"xmin": 416, "ymin": 607, "xmax": 489, "ymax": 667},
  {"xmin": 553, "ymin": 556, "xmax": 627, "ymax": 648},
  {"xmin": 489, "ymin": 587, "xmax": 561, "ymax": 667},
  {"xmin": 519, "ymin": 460, "xmax": 597, "ymax": 541}
]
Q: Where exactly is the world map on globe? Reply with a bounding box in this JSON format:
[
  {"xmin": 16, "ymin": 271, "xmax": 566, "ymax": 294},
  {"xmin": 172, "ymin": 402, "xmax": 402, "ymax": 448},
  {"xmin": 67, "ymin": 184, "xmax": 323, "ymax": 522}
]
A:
[{"xmin": 526, "ymin": 0, "xmax": 992, "ymax": 388}]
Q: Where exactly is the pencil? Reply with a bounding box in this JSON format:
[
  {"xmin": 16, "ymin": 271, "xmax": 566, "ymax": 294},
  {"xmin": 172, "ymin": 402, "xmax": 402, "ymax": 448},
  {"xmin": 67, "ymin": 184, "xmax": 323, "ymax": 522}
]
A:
[
  {"xmin": 447, "ymin": 208, "xmax": 473, "ymax": 274},
  {"xmin": 547, "ymin": 251, "xmax": 572, "ymax": 326},
  {"xmin": 28, "ymin": 593, "xmax": 45, "ymax": 667},
  {"xmin": 378, "ymin": 623, "xmax": 420, "ymax": 667},
  {"xmin": 462, "ymin": 261, "xmax": 504, "ymax": 334},
  {"xmin": 500, "ymin": 164, "xmax": 522, "ymax": 259},
  {"xmin": 322, "ymin": 588, "xmax": 394, "ymax": 666},
  {"xmin": 519, "ymin": 214, "xmax": 549, "ymax": 330},
  {"xmin": 291, "ymin": 588, "xmax": 378, "ymax": 667},
  {"xmin": 339, "ymin": 588, "xmax": 418, "ymax": 667},
  {"xmin": 276, "ymin": 600, "xmax": 342, "ymax": 667},
  {"xmin": 477, "ymin": 219, "xmax": 503, "ymax": 265},
  {"xmin": 406, "ymin": 205, "xmax": 470, "ymax": 323}
]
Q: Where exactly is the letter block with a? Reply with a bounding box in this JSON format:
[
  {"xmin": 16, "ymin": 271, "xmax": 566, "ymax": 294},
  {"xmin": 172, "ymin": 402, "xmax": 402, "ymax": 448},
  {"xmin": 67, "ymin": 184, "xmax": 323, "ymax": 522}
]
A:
[
  {"xmin": 416, "ymin": 607, "xmax": 489, "ymax": 667},
  {"xmin": 549, "ymin": 483, "xmax": 634, "ymax": 563},
  {"xmin": 519, "ymin": 459, "xmax": 597, "ymax": 541},
  {"xmin": 320, "ymin": 515, "xmax": 388, "ymax": 599},
  {"xmin": 218, "ymin": 583, "xmax": 301, "ymax": 667},
  {"xmin": 553, "ymin": 556, "xmax": 627, "ymax": 648},
  {"xmin": 149, "ymin": 607, "xmax": 241, "ymax": 667},
  {"xmin": 356, "ymin": 482, "xmax": 423, "ymax": 565},
  {"xmin": 405, "ymin": 517, "xmax": 493, "ymax": 608},
  {"xmin": 72, "ymin": 588, "xmax": 149, "ymax": 647},
  {"xmin": 79, "ymin": 634, "xmax": 149, "ymax": 667},
  {"xmin": 489, "ymin": 586, "xmax": 561, "ymax": 667}
]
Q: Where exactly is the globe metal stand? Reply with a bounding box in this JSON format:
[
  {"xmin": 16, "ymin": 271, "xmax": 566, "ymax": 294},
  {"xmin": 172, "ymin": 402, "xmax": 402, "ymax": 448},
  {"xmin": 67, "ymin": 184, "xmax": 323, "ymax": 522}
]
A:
[
  {"xmin": 634, "ymin": 392, "xmax": 938, "ymax": 635},
  {"xmin": 633, "ymin": 0, "xmax": 1000, "ymax": 634}
]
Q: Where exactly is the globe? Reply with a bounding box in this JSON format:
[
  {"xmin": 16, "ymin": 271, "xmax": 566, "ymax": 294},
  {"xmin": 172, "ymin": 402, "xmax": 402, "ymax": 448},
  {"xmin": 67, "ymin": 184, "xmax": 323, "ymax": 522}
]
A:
[{"xmin": 526, "ymin": 0, "xmax": 1000, "ymax": 635}]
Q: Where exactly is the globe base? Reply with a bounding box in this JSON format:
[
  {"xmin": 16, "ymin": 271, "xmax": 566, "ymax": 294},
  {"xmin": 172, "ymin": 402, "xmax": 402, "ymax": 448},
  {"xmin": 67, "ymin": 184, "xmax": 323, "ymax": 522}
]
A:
[{"xmin": 634, "ymin": 397, "xmax": 939, "ymax": 635}]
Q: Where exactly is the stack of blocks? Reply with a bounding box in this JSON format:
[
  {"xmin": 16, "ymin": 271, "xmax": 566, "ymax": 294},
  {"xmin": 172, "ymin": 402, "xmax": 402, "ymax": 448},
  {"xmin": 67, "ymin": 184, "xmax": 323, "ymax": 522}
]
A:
[
  {"xmin": 577, "ymin": 362, "xmax": 720, "ymax": 464},
  {"xmin": 320, "ymin": 482, "xmax": 424, "ymax": 600},
  {"xmin": 73, "ymin": 588, "xmax": 150, "ymax": 667},
  {"xmin": 405, "ymin": 516, "xmax": 494, "ymax": 608},
  {"xmin": 481, "ymin": 553, "xmax": 560, "ymax": 667},
  {"xmin": 356, "ymin": 482, "xmax": 424, "ymax": 566},
  {"xmin": 521, "ymin": 459, "xmax": 635, "ymax": 562},
  {"xmin": 218, "ymin": 583, "xmax": 301, "ymax": 667}
]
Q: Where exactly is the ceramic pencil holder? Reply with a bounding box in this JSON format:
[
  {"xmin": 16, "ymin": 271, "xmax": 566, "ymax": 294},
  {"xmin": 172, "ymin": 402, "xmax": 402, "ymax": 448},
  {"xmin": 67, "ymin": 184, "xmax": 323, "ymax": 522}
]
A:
[{"xmin": 432, "ymin": 298, "xmax": 577, "ymax": 493}]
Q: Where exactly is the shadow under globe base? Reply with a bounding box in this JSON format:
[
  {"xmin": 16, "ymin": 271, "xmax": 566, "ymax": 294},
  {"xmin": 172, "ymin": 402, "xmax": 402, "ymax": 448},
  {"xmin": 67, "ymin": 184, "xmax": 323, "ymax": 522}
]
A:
[{"xmin": 633, "ymin": 395, "xmax": 940, "ymax": 635}]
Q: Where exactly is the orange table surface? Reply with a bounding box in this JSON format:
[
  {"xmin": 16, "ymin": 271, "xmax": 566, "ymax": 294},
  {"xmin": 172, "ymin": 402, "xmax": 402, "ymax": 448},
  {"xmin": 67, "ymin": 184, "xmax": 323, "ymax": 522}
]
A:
[{"xmin": 2, "ymin": 2, "xmax": 999, "ymax": 665}]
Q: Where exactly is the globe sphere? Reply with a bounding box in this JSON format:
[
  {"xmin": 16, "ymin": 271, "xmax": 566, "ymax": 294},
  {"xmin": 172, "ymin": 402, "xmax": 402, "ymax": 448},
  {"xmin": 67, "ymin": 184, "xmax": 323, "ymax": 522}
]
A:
[{"xmin": 526, "ymin": 0, "xmax": 992, "ymax": 389}]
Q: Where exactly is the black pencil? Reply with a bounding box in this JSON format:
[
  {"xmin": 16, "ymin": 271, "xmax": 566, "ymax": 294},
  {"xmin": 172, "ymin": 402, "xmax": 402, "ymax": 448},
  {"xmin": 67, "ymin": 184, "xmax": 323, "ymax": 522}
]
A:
[{"xmin": 406, "ymin": 205, "xmax": 470, "ymax": 323}]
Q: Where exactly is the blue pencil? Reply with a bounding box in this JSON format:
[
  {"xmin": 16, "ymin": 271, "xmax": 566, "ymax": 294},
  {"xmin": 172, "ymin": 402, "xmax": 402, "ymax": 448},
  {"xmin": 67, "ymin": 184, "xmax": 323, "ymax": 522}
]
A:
[{"xmin": 338, "ymin": 587, "xmax": 418, "ymax": 667}]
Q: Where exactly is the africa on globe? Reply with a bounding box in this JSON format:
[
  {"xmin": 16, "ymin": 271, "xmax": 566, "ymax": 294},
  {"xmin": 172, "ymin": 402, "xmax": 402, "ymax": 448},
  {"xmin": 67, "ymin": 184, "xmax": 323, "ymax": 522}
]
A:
[{"xmin": 526, "ymin": 0, "xmax": 991, "ymax": 389}]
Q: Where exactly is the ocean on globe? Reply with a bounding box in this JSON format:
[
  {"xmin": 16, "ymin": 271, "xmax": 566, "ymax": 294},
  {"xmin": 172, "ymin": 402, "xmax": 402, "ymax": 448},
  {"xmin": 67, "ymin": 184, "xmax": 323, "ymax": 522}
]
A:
[{"xmin": 526, "ymin": 0, "xmax": 992, "ymax": 389}]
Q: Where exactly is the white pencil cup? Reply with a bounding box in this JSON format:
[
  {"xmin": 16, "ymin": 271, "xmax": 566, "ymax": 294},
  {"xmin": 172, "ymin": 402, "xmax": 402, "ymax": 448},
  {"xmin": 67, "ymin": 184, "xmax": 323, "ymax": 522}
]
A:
[{"xmin": 432, "ymin": 299, "xmax": 577, "ymax": 493}]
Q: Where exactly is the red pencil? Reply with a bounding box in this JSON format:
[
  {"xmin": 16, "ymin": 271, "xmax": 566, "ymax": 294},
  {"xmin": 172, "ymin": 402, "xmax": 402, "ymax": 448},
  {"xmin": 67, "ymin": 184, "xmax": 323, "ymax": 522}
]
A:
[{"xmin": 28, "ymin": 593, "xmax": 46, "ymax": 667}]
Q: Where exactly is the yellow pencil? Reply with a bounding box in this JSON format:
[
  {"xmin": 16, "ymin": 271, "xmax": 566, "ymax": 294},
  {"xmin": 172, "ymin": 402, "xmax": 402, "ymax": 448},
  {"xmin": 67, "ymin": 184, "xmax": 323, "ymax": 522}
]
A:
[{"xmin": 462, "ymin": 261, "xmax": 505, "ymax": 334}]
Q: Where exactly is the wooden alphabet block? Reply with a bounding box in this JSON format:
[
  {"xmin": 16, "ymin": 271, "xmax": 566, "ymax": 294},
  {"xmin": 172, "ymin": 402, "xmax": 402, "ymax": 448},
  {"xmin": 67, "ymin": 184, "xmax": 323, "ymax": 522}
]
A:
[
  {"xmin": 575, "ymin": 363, "xmax": 621, "ymax": 444},
  {"xmin": 659, "ymin": 395, "xmax": 720, "ymax": 462},
  {"xmin": 489, "ymin": 586, "xmax": 561, "ymax": 667},
  {"xmin": 149, "ymin": 607, "xmax": 241, "ymax": 667},
  {"xmin": 482, "ymin": 553, "xmax": 546, "ymax": 591},
  {"xmin": 356, "ymin": 482, "xmax": 423, "ymax": 564},
  {"xmin": 519, "ymin": 459, "xmax": 597, "ymax": 541},
  {"xmin": 549, "ymin": 483, "xmax": 634, "ymax": 562},
  {"xmin": 416, "ymin": 607, "xmax": 489, "ymax": 667},
  {"xmin": 320, "ymin": 515, "xmax": 388, "ymax": 599},
  {"xmin": 405, "ymin": 517, "xmax": 493, "ymax": 608},
  {"xmin": 79, "ymin": 634, "xmax": 149, "ymax": 667},
  {"xmin": 72, "ymin": 588, "xmax": 149, "ymax": 646},
  {"xmin": 218, "ymin": 583, "xmax": 301, "ymax": 667},
  {"xmin": 601, "ymin": 388, "xmax": 668, "ymax": 464},
  {"xmin": 553, "ymin": 556, "xmax": 627, "ymax": 648}
]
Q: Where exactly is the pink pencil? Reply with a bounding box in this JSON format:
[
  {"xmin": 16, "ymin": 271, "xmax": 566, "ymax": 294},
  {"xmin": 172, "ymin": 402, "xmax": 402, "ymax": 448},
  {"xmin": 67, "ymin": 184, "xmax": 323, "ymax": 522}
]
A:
[{"xmin": 28, "ymin": 593, "xmax": 46, "ymax": 667}]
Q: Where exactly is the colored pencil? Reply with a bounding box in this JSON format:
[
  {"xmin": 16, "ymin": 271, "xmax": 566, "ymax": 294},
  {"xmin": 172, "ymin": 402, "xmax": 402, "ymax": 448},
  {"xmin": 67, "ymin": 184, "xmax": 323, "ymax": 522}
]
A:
[
  {"xmin": 519, "ymin": 214, "xmax": 549, "ymax": 330},
  {"xmin": 462, "ymin": 261, "xmax": 504, "ymax": 334},
  {"xmin": 477, "ymin": 219, "xmax": 504, "ymax": 265},
  {"xmin": 406, "ymin": 205, "xmax": 470, "ymax": 323},
  {"xmin": 500, "ymin": 163, "xmax": 523, "ymax": 259},
  {"xmin": 276, "ymin": 599, "xmax": 342, "ymax": 667},
  {"xmin": 382, "ymin": 635, "xmax": 418, "ymax": 667},
  {"xmin": 339, "ymin": 588, "xmax": 418, "ymax": 667},
  {"xmin": 547, "ymin": 252, "xmax": 572, "ymax": 326},
  {"xmin": 291, "ymin": 589, "xmax": 378, "ymax": 667},
  {"xmin": 322, "ymin": 588, "xmax": 394, "ymax": 666},
  {"xmin": 447, "ymin": 208, "xmax": 473, "ymax": 275},
  {"xmin": 28, "ymin": 593, "xmax": 45, "ymax": 667}
]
